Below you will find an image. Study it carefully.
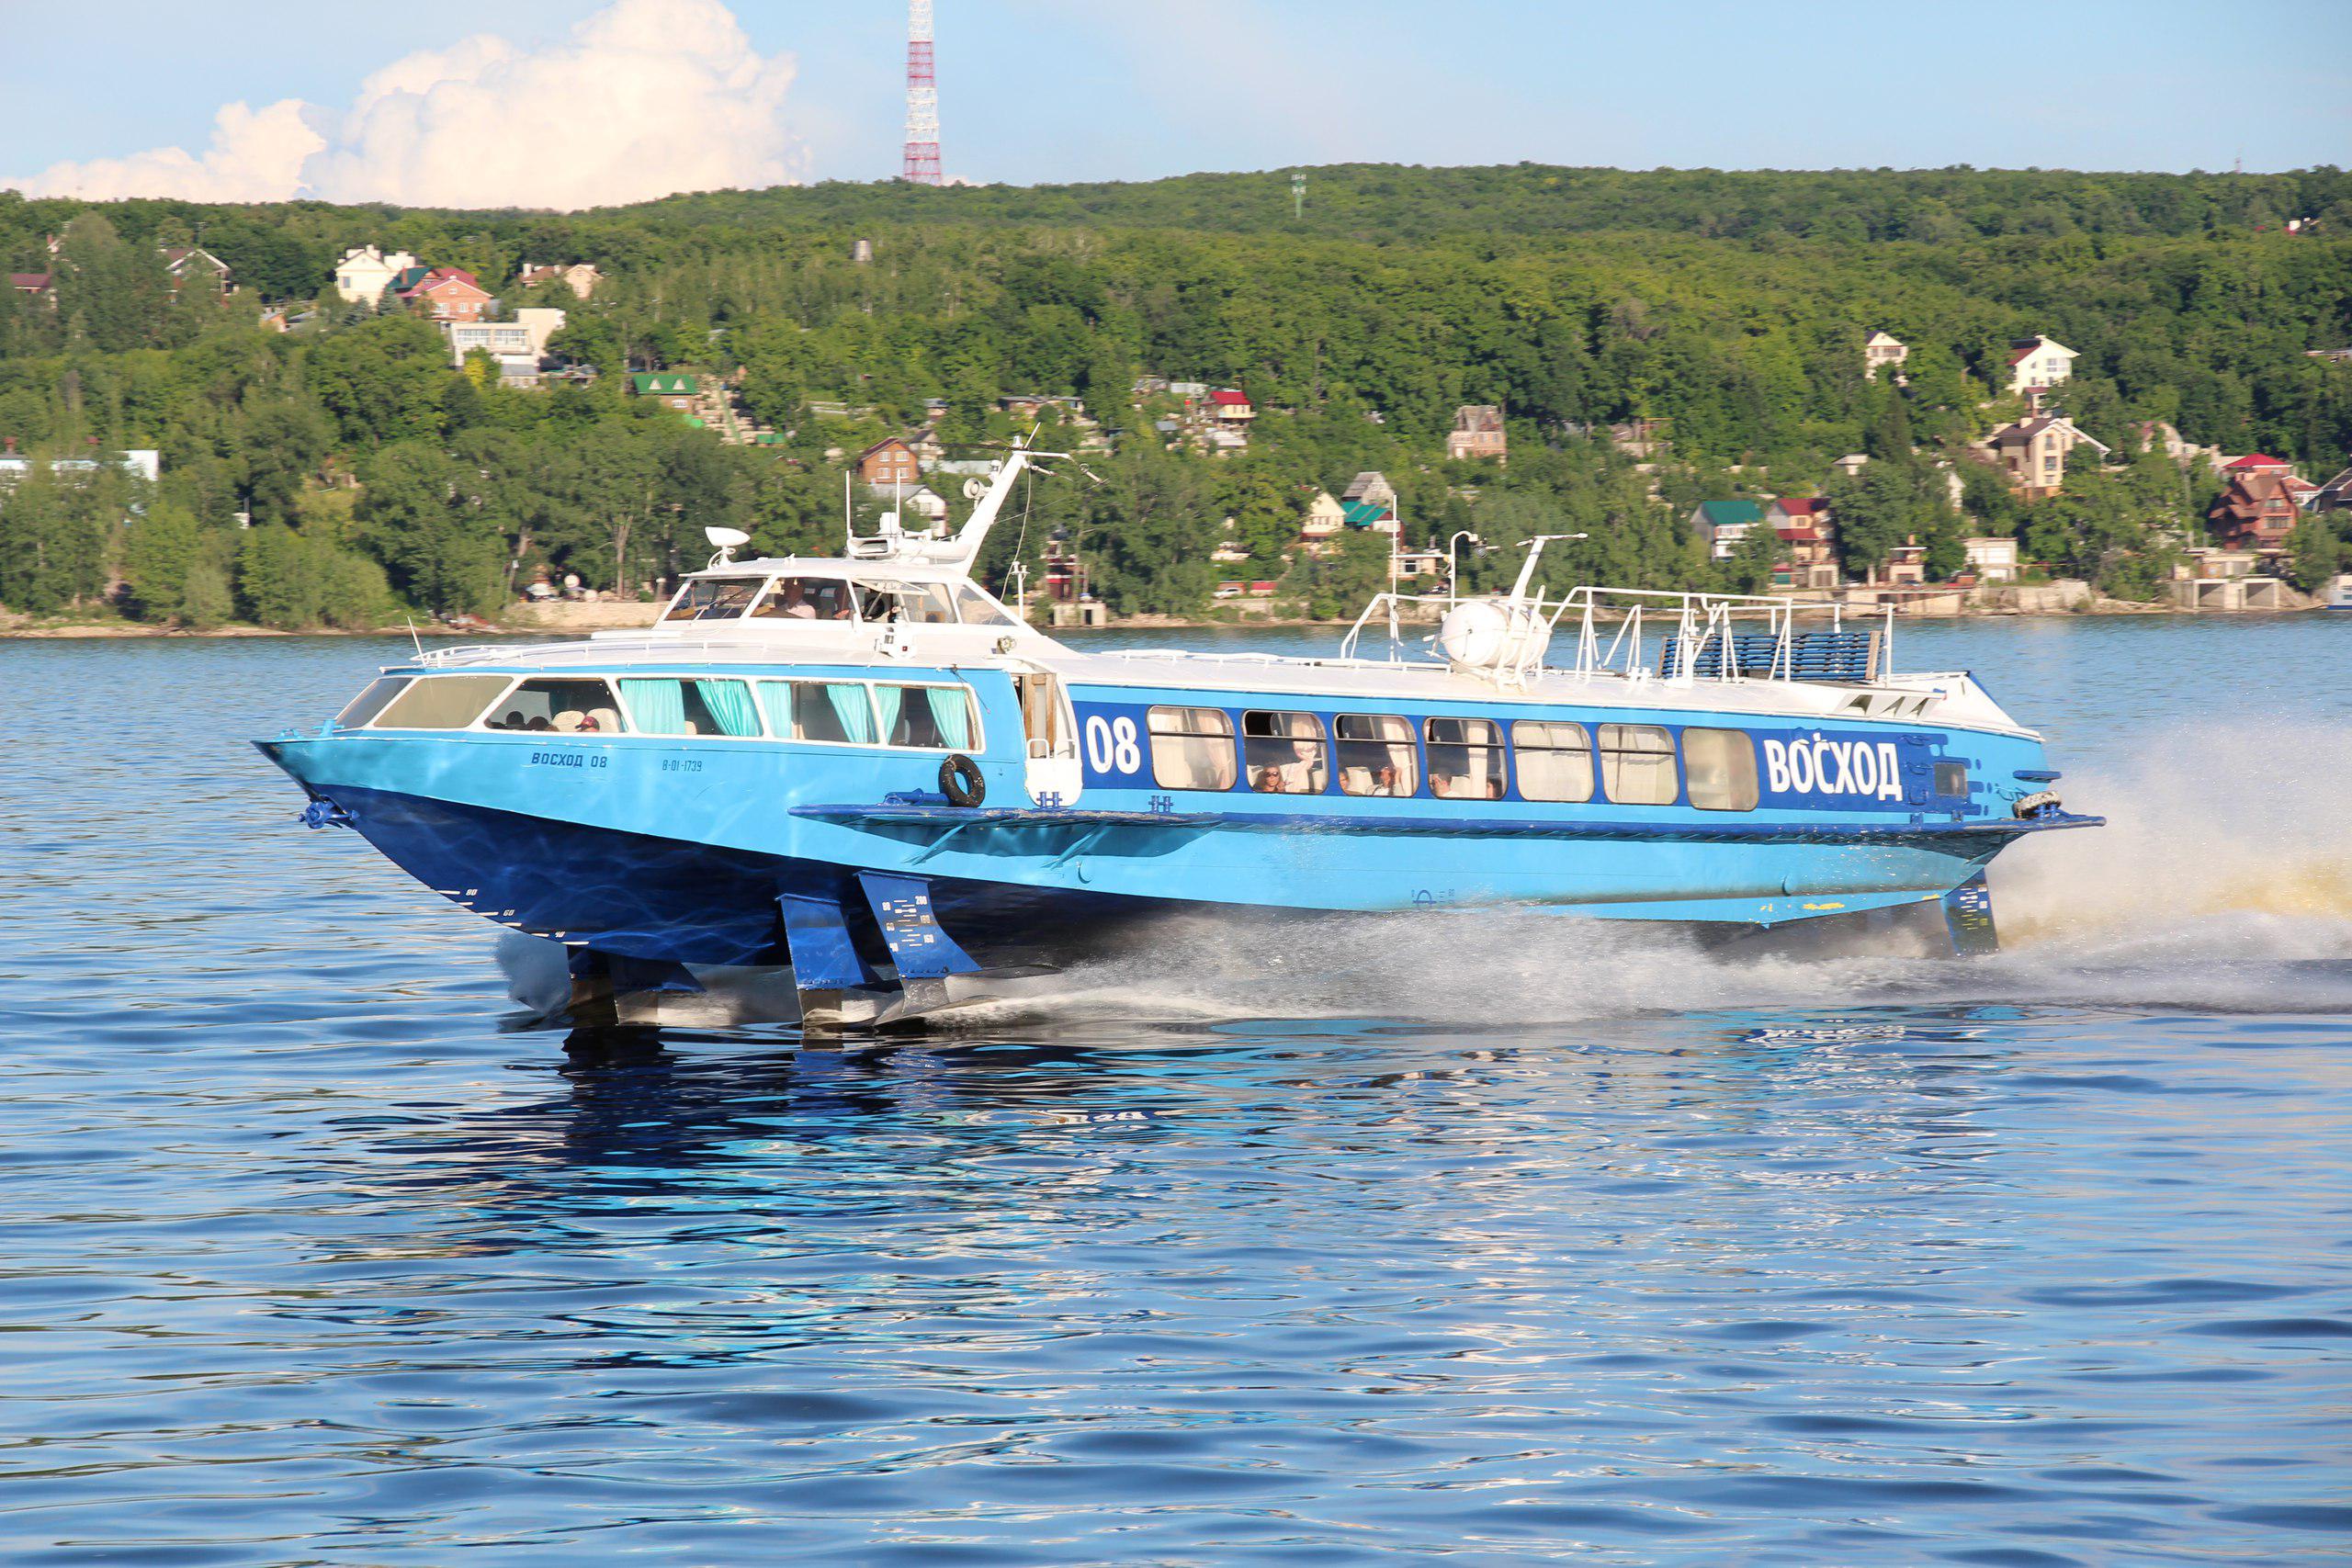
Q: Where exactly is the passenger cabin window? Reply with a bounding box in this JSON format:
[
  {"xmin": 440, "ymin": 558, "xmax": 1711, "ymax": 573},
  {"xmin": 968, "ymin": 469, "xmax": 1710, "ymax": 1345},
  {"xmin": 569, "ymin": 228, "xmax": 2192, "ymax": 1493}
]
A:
[
  {"xmin": 875, "ymin": 683, "xmax": 978, "ymax": 750},
  {"xmin": 1335, "ymin": 714, "xmax": 1418, "ymax": 797},
  {"xmin": 1599, "ymin": 724, "xmax": 1679, "ymax": 805},
  {"xmin": 1681, "ymin": 728, "xmax": 1759, "ymax": 811},
  {"xmin": 1512, "ymin": 720, "xmax": 1594, "ymax": 802},
  {"xmin": 488, "ymin": 678, "xmax": 628, "ymax": 734},
  {"xmin": 1935, "ymin": 761, "xmax": 1969, "ymax": 797},
  {"xmin": 370, "ymin": 674, "xmax": 515, "ymax": 730},
  {"xmin": 662, "ymin": 579, "xmax": 760, "ymax": 623},
  {"xmin": 751, "ymin": 577, "xmax": 854, "ymax": 622},
  {"xmin": 617, "ymin": 678, "xmax": 759, "ymax": 738},
  {"xmin": 1242, "ymin": 711, "xmax": 1328, "ymax": 794},
  {"xmin": 860, "ymin": 581, "xmax": 956, "ymax": 625},
  {"xmin": 954, "ymin": 584, "xmax": 1016, "ymax": 627},
  {"xmin": 1148, "ymin": 705, "xmax": 1238, "ymax": 791},
  {"xmin": 761, "ymin": 681, "xmax": 877, "ymax": 744},
  {"xmin": 1426, "ymin": 716, "xmax": 1505, "ymax": 799},
  {"xmin": 335, "ymin": 676, "xmax": 411, "ymax": 729}
]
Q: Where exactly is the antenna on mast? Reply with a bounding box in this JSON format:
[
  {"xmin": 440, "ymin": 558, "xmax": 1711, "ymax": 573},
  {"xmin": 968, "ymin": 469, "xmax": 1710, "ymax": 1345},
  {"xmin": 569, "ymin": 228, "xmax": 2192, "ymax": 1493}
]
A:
[{"xmin": 902, "ymin": 1, "xmax": 942, "ymax": 185}]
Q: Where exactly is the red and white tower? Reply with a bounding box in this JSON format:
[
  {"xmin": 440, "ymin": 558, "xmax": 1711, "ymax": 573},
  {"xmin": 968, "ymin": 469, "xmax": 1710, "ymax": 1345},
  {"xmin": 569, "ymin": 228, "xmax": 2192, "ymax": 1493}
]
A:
[{"xmin": 901, "ymin": 0, "xmax": 942, "ymax": 185}]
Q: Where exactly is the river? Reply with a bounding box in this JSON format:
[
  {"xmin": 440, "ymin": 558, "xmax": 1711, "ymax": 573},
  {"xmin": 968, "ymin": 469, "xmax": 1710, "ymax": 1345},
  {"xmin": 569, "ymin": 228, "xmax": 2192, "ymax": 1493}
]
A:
[{"xmin": 0, "ymin": 615, "xmax": 2346, "ymax": 1564}]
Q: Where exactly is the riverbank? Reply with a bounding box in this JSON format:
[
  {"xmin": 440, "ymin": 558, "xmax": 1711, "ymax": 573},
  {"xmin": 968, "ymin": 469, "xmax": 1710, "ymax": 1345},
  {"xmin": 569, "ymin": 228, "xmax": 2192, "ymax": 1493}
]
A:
[{"xmin": 0, "ymin": 582, "xmax": 2324, "ymax": 637}]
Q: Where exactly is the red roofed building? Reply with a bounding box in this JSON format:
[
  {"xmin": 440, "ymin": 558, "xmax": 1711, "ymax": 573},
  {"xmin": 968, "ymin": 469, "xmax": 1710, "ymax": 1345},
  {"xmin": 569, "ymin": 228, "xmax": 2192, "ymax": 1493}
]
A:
[
  {"xmin": 1207, "ymin": 388, "xmax": 1253, "ymax": 424},
  {"xmin": 2208, "ymin": 458, "xmax": 2316, "ymax": 556},
  {"xmin": 1765, "ymin": 497, "xmax": 1839, "ymax": 589},
  {"xmin": 398, "ymin": 266, "xmax": 492, "ymax": 322},
  {"xmin": 8, "ymin": 272, "xmax": 53, "ymax": 304}
]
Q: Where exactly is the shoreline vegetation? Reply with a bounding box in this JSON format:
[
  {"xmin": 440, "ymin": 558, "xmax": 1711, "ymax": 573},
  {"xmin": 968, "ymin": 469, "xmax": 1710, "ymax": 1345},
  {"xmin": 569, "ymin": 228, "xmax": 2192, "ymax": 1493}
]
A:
[
  {"xmin": 2, "ymin": 164, "xmax": 2347, "ymax": 637},
  {"xmin": 0, "ymin": 582, "xmax": 2300, "ymax": 641}
]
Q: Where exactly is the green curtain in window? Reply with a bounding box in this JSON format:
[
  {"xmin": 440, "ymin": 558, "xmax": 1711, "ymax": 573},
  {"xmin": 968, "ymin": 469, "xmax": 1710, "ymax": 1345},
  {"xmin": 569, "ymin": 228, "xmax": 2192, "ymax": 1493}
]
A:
[
  {"xmin": 825, "ymin": 683, "xmax": 876, "ymax": 743},
  {"xmin": 924, "ymin": 686, "xmax": 971, "ymax": 750},
  {"xmin": 696, "ymin": 680, "xmax": 761, "ymax": 738},
  {"xmin": 756, "ymin": 682, "xmax": 794, "ymax": 737},
  {"xmin": 872, "ymin": 684, "xmax": 906, "ymax": 743},
  {"xmin": 619, "ymin": 678, "xmax": 686, "ymax": 736}
]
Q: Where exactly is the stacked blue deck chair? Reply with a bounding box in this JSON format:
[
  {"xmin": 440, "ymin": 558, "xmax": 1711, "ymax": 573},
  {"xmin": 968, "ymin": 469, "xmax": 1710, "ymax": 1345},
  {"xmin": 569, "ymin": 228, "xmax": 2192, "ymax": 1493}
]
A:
[{"xmin": 1658, "ymin": 628, "xmax": 1881, "ymax": 683}]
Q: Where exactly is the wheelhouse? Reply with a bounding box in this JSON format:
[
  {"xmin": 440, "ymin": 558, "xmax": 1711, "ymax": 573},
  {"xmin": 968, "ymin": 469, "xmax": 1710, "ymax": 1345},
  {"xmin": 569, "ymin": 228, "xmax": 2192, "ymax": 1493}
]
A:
[{"xmin": 656, "ymin": 567, "xmax": 1022, "ymax": 631}]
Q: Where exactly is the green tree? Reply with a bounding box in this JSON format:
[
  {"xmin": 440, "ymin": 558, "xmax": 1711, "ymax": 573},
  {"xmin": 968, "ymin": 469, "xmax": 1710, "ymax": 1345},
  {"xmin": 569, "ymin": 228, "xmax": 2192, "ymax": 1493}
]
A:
[
  {"xmin": 2284, "ymin": 515, "xmax": 2342, "ymax": 593},
  {"xmin": 305, "ymin": 314, "xmax": 454, "ymax": 446},
  {"xmin": 120, "ymin": 500, "xmax": 203, "ymax": 621}
]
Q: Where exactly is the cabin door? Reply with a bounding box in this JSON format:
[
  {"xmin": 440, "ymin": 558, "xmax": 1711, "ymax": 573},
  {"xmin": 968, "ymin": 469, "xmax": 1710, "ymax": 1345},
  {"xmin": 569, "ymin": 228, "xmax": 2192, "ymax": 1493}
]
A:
[{"xmin": 1014, "ymin": 671, "xmax": 1082, "ymax": 806}]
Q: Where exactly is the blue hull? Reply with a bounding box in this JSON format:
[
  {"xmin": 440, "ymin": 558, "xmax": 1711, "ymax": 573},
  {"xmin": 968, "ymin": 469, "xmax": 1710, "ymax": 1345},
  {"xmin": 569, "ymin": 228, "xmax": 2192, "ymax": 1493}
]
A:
[{"xmin": 316, "ymin": 782, "xmax": 1179, "ymax": 968}]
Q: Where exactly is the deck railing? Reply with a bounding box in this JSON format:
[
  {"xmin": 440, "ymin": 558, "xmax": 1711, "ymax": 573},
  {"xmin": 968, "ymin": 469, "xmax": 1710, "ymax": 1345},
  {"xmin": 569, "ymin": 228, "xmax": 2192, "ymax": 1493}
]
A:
[{"xmin": 1340, "ymin": 585, "xmax": 1894, "ymax": 686}]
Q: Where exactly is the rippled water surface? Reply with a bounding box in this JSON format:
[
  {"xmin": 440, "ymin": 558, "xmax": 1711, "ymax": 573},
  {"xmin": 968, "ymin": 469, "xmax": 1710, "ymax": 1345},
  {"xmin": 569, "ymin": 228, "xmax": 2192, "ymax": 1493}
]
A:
[{"xmin": 3, "ymin": 617, "xmax": 2348, "ymax": 1565}]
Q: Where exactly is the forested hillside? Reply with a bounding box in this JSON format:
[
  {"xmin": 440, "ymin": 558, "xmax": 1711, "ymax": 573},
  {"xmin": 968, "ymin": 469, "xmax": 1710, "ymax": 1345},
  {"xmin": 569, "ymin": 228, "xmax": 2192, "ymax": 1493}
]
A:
[{"xmin": 0, "ymin": 164, "xmax": 2346, "ymax": 627}]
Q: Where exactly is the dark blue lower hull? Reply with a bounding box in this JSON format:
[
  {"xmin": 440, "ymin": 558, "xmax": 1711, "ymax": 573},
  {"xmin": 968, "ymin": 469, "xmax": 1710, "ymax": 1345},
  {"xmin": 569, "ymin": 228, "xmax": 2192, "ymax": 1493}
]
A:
[{"xmin": 329, "ymin": 784, "xmax": 1182, "ymax": 968}]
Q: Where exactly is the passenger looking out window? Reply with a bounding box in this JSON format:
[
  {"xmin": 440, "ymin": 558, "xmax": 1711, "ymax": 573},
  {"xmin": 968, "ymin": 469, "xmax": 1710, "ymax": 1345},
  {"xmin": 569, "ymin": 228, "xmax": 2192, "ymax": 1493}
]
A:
[
  {"xmin": 752, "ymin": 578, "xmax": 854, "ymax": 622},
  {"xmin": 1426, "ymin": 716, "xmax": 1505, "ymax": 799},
  {"xmin": 1242, "ymin": 711, "xmax": 1328, "ymax": 794},
  {"xmin": 486, "ymin": 678, "xmax": 627, "ymax": 734},
  {"xmin": 1512, "ymin": 720, "xmax": 1594, "ymax": 802},
  {"xmin": 1335, "ymin": 714, "xmax": 1418, "ymax": 797},
  {"xmin": 1148, "ymin": 706, "xmax": 1238, "ymax": 791},
  {"xmin": 1599, "ymin": 724, "xmax": 1679, "ymax": 805}
]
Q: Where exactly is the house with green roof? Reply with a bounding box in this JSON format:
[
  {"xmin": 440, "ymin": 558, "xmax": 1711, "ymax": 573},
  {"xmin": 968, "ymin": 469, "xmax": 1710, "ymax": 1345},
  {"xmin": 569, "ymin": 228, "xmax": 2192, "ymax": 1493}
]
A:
[
  {"xmin": 629, "ymin": 372, "xmax": 701, "ymax": 413},
  {"xmin": 1341, "ymin": 498, "xmax": 1400, "ymax": 536},
  {"xmin": 1689, "ymin": 499, "xmax": 1765, "ymax": 560}
]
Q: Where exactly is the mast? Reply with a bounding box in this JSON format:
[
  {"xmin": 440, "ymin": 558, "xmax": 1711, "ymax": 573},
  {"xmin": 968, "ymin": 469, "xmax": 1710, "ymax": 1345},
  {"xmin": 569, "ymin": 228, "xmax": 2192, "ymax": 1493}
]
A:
[{"xmin": 902, "ymin": 2, "xmax": 942, "ymax": 185}]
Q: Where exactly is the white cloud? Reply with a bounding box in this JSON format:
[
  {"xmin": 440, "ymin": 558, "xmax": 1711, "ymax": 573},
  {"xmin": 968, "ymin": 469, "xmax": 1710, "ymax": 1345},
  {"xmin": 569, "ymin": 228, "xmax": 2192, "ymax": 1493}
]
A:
[
  {"xmin": 7, "ymin": 0, "xmax": 801, "ymax": 210},
  {"xmin": 17, "ymin": 99, "xmax": 324, "ymax": 203}
]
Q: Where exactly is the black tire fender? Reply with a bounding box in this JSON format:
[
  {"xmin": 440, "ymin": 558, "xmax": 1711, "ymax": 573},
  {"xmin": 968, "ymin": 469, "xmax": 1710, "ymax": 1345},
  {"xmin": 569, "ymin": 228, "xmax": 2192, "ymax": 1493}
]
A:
[{"xmin": 940, "ymin": 753, "xmax": 985, "ymax": 807}]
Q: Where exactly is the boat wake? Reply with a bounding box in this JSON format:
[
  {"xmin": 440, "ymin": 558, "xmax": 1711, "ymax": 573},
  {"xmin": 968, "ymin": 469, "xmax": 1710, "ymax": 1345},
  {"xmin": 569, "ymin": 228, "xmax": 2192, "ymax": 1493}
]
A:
[{"xmin": 954, "ymin": 716, "xmax": 2352, "ymax": 1030}]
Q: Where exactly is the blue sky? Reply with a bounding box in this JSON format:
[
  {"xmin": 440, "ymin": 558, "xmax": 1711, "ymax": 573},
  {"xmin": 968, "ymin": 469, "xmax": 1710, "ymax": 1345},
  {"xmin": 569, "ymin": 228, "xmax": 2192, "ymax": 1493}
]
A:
[{"xmin": 5, "ymin": 0, "xmax": 2345, "ymax": 204}]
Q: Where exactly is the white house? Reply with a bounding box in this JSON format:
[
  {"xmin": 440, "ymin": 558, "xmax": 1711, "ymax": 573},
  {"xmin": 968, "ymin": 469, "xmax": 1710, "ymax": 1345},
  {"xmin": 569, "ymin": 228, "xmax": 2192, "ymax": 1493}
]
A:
[
  {"xmin": 0, "ymin": 445, "xmax": 159, "ymax": 485},
  {"xmin": 333, "ymin": 245, "xmax": 420, "ymax": 305},
  {"xmin": 1864, "ymin": 331, "xmax": 1909, "ymax": 378},
  {"xmin": 442, "ymin": 307, "xmax": 567, "ymax": 383},
  {"xmin": 1963, "ymin": 536, "xmax": 2020, "ymax": 583},
  {"xmin": 2007, "ymin": 335, "xmax": 2078, "ymax": 397}
]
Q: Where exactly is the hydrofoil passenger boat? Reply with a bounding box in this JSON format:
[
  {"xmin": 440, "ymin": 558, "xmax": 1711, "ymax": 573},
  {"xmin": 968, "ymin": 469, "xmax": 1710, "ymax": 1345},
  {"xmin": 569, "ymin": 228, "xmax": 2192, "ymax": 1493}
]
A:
[{"xmin": 258, "ymin": 443, "xmax": 2098, "ymax": 1025}]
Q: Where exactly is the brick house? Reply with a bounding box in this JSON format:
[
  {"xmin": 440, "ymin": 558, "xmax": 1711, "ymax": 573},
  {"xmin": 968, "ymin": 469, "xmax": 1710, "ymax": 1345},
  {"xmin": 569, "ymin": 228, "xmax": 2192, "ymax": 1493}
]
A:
[
  {"xmin": 855, "ymin": 436, "xmax": 922, "ymax": 489},
  {"xmin": 2207, "ymin": 454, "xmax": 2317, "ymax": 555},
  {"xmin": 397, "ymin": 266, "xmax": 492, "ymax": 322},
  {"xmin": 1446, "ymin": 404, "xmax": 1507, "ymax": 462}
]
